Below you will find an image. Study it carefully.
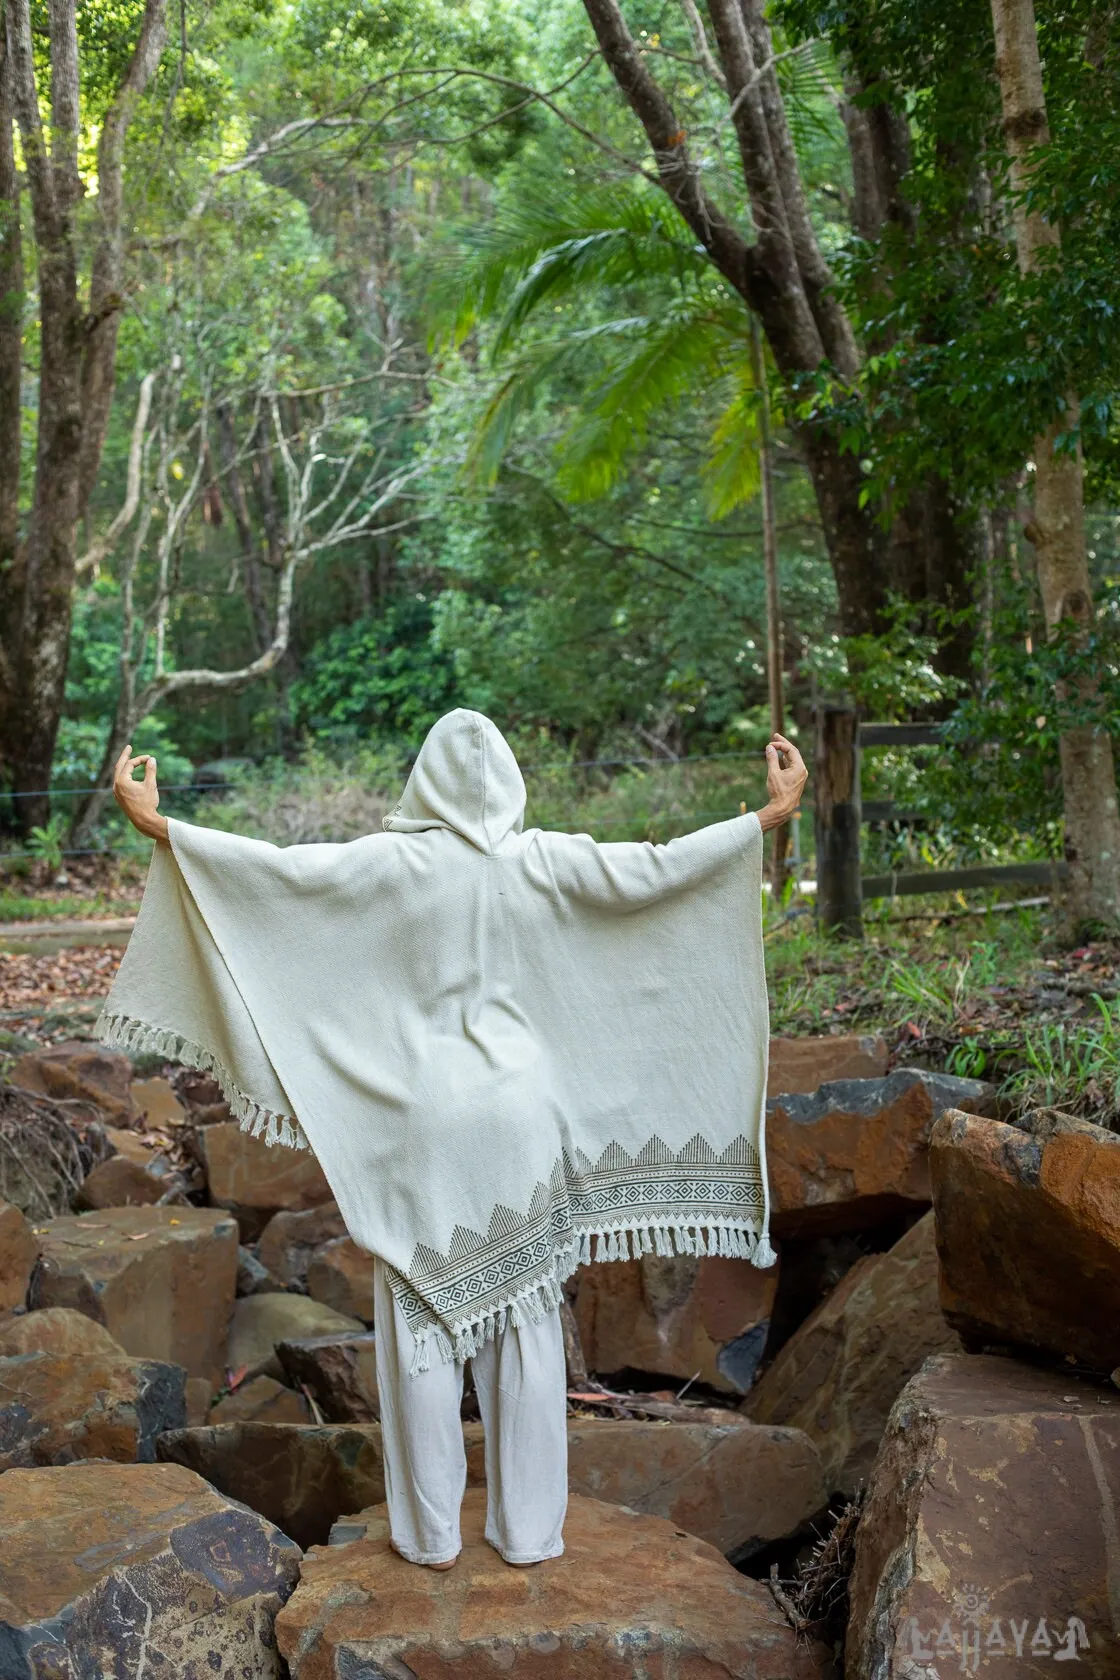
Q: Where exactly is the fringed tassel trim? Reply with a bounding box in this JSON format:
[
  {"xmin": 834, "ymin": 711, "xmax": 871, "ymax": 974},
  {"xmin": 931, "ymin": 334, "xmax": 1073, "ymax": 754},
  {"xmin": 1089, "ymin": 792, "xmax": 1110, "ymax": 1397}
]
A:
[
  {"xmin": 406, "ymin": 1215, "xmax": 777, "ymax": 1375},
  {"xmin": 406, "ymin": 1269, "xmax": 568, "ymax": 1376},
  {"xmin": 96, "ymin": 1010, "xmax": 311, "ymax": 1153},
  {"xmin": 577, "ymin": 1218, "xmax": 775, "ymax": 1269}
]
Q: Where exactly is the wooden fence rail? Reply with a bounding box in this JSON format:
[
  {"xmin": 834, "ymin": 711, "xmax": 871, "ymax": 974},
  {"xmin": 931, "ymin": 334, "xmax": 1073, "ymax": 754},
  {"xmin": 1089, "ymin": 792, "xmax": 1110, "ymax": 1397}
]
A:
[{"xmin": 812, "ymin": 705, "xmax": 1062, "ymax": 934}]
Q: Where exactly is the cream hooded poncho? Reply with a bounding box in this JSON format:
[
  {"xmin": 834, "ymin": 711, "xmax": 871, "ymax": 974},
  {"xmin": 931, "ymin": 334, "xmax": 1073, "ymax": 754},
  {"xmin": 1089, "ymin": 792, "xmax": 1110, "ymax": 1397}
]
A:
[{"xmin": 99, "ymin": 709, "xmax": 775, "ymax": 1370}]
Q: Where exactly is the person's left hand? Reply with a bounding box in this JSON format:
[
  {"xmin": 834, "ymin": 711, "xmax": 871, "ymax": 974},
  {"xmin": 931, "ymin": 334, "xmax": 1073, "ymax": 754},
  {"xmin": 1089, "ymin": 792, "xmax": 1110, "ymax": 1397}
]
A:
[
  {"xmin": 113, "ymin": 744, "xmax": 169, "ymax": 842},
  {"xmin": 756, "ymin": 733, "xmax": 807, "ymax": 832}
]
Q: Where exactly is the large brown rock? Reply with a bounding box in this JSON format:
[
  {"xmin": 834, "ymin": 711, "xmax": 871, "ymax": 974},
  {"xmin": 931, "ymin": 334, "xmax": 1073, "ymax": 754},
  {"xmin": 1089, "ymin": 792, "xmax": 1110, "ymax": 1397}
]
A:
[
  {"xmin": 745, "ymin": 1211, "xmax": 960, "ymax": 1494},
  {"xmin": 212, "ymin": 1373, "xmax": 313, "ymax": 1425},
  {"xmin": 0, "ymin": 1342, "xmax": 186, "ymax": 1468},
  {"xmin": 768, "ymin": 1033, "xmax": 888, "ymax": 1097},
  {"xmin": 306, "ymin": 1235, "xmax": 375, "ymax": 1321},
  {"xmin": 257, "ymin": 1201, "xmax": 347, "ymax": 1288},
  {"xmin": 156, "ymin": 1412, "xmax": 825, "ymax": 1566},
  {"xmin": 11, "ymin": 1040, "xmax": 135, "ymax": 1124},
  {"xmin": 130, "ymin": 1074, "xmax": 188, "ymax": 1128},
  {"xmin": 0, "ymin": 1305, "xmax": 126, "ymax": 1358},
  {"xmin": 201, "ymin": 1123, "xmax": 332, "ymax": 1239},
  {"xmin": 0, "ymin": 1198, "xmax": 38, "ymax": 1311},
  {"xmin": 279, "ymin": 1490, "xmax": 828, "ymax": 1679},
  {"xmin": 75, "ymin": 1152, "xmax": 165, "ymax": 1210},
  {"xmin": 28, "ymin": 1205, "xmax": 238, "ymax": 1384},
  {"xmin": 931, "ymin": 1106, "xmax": 1120, "ymax": 1374},
  {"xmin": 847, "ymin": 1353, "xmax": 1120, "ymax": 1678},
  {"xmin": 0, "ymin": 1460, "xmax": 301, "ymax": 1674},
  {"xmin": 157, "ymin": 1420, "xmax": 387, "ymax": 1549},
  {"xmin": 572, "ymin": 1252, "xmax": 777, "ymax": 1392},
  {"xmin": 276, "ymin": 1330, "xmax": 380, "ymax": 1422},
  {"xmin": 767, "ymin": 1069, "xmax": 995, "ymax": 1239},
  {"xmin": 488, "ymin": 1416, "xmax": 823, "ymax": 1561},
  {"xmin": 228, "ymin": 1293, "xmax": 365, "ymax": 1382}
]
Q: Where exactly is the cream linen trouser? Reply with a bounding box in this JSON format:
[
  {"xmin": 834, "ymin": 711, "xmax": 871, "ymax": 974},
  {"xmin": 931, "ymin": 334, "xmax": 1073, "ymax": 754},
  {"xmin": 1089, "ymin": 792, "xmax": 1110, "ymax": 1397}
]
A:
[{"xmin": 372, "ymin": 1258, "xmax": 569, "ymax": 1566}]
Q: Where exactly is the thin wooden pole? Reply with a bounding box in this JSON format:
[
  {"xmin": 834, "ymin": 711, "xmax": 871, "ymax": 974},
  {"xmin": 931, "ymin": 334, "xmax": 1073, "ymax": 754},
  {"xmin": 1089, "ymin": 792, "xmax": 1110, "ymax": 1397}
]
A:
[
  {"xmin": 814, "ymin": 703, "xmax": 863, "ymax": 937},
  {"xmin": 749, "ymin": 314, "xmax": 789, "ymax": 899}
]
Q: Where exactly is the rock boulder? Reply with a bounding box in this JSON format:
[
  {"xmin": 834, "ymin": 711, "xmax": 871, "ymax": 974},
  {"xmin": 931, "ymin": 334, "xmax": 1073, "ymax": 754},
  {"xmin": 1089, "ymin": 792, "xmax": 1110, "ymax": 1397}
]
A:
[
  {"xmin": 768, "ymin": 1033, "xmax": 888, "ymax": 1096},
  {"xmin": 28, "ymin": 1205, "xmax": 238, "ymax": 1384},
  {"xmin": 11, "ymin": 1040, "xmax": 135, "ymax": 1124},
  {"xmin": 201, "ymin": 1124, "xmax": 333, "ymax": 1240},
  {"xmin": 572, "ymin": 1252, "xmax": 777, "ymax": 1392},
  {"xmin": 0, "ymin": 1198, "xmax": 38, "ymax": 1311},
  {"xmin": 279, "ymin": 1490, "xmax": 828, "ymax": 1679},
  {"xmin": 847, "ymin": 1352, "xmax": 1120, "ymax": 1678},
  {"xmin": 228, "ymin": 1293, "xmax": 365, "ymax": 1382},
  {"xmin": 0, "ymin": 1460, "xmax": 301, "ymax": 1675},
  {"xmin": 493, "ymin": 1415, "xmax": 824, "ymax": 1561},
  {"xmin": 212, "ymin": 1373, "xmax": 313, "ymax": 1424},
  {"xmin": 257, "ymin": 1201, "xmax": 347, "ymax": 1288},
  {"xmin": 157, "ymin": 1420, "xmax": 386, "ymax": 1549},
  {"xmin": 306, "ymin": 1235, "xmax": 375, "ymax": 1321},
  {"xmin": 0, "ymin": 1342, "xmax": 185, "ymax": 1468},
  {"xmin": 276, "ymin": 1329, "xmax": 380, "ymax": 1422},
  {"xmin": 75, "ymin": 1153, "xmax": 165, "ymax": 1210},
  {"xmin": 930, "ymin": 1106, "xmax": 1120, "ymax": 1374},
  {"xmin": 745, "ymin": 1211, "xmax": 960, "ymax": 1493},
  {"xmin": 767, "ymin": 1069, "xmax": 995, "ymax": 1239}
]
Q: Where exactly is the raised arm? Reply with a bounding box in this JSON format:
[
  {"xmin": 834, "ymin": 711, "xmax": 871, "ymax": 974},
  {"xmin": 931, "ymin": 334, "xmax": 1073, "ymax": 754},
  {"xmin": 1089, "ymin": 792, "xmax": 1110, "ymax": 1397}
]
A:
[
  {"xmin": 755, "ymin": 734, "xmax": 808, "ymax": 832},
  {"xmin": 113, "ymin": 743, "xmax": 169, "ymax": 843}
]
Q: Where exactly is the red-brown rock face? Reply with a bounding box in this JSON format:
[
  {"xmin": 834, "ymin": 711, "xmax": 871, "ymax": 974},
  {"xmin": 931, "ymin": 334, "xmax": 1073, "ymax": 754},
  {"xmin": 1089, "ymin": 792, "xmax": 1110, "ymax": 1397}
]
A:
[
  {"xmin": 0, "ymin": 1199, "xmax": 38, "ymax": 1311},
  {"xmin": 0, "ymin": 1461, "xmax": 301, "ymax": 1674},
  {"xmin": 572, "ymin": 1253, "xmax": 777, "ymax": 1392},
  {"xmin": 767, "ymin": 1069, "xmax": 995, "ymax": 1238},
  {"xmin": 28, "ymin": 1204, "xmax": 238, "ymax": 1384},
  {"xmin": 930, "ymin": 1106, "xmax": 1120, "ymax": 1373},
  {"xmin": 11, "ymin": 1041, "xmax": 136, "ymax": 1125},
  {"xmin": 744, "ymin": 1211, "xmax": 961, "ymax": 1493},
  {"xmin": 846, "ymin": 1352, "xmax": 1120, "ymax": 1679},
  {"xmin": 278, "ymin": 1491, "xmax": 830, "ymax": 1679}
]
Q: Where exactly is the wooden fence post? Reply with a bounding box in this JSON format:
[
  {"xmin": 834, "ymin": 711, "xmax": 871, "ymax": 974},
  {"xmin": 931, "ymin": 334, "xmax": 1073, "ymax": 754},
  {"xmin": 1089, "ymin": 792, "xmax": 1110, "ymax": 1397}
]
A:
[{"xmin": 814, "ymin": 704, "xmax": 863, "ymax": 937}]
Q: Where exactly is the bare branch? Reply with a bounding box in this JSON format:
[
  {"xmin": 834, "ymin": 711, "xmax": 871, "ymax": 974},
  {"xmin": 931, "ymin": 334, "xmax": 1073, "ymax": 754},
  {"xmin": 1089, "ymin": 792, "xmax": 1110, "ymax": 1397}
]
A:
[{"xmin": 76, "ymin": 372, "xmax": 157, "ymax": 578}]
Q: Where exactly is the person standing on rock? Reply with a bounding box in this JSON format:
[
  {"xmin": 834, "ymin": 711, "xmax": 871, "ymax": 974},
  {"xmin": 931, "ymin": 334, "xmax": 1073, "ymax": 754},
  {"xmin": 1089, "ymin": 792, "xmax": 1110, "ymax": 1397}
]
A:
[{"xmin": 103, "ymin": 709, "xmax": 805, "ymax": 1570}]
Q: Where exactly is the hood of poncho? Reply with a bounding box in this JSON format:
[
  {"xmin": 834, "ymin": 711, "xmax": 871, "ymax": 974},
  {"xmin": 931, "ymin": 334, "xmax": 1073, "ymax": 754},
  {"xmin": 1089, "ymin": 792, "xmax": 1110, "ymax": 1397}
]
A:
[
  {"xmin": 384, "ymin": 709, "xmax": 525, "ymax": 853},
  {"xmin": 97, "ymin": 709, "xmax": 773, "ymax": 1373}
]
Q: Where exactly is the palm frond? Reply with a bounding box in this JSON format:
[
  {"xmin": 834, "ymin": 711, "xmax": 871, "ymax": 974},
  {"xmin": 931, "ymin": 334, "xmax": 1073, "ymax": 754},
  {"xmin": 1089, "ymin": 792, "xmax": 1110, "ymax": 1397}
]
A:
[
  {"xmin": 703, "ymin": 367, "xmax": 763, "ymax": 518},
  {"xmin": 555, "ymin": 306, "xmax": 743, "ymax": 500},
  {"xmin": 428, "ymin": 180, "xmax": 709, "ymax": 350}
]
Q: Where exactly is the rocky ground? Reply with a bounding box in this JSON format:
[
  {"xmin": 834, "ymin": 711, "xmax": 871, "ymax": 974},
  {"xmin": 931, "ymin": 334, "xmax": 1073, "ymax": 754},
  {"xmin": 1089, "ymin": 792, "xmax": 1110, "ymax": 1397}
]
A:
[{"xmin": 0, "ymin": 1021, "xmax": 1118, "ymax": 1676}]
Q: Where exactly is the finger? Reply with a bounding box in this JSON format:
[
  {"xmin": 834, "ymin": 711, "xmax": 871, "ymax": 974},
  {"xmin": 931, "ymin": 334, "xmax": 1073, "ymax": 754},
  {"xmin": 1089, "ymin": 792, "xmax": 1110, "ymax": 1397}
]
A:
[
  {"xmin": 770, "ymin": 733, "xmax": 795, "ymax": 752},
  {"xmin": 114, "ymin": 744, "xmax": 133, "ymax": 771}
]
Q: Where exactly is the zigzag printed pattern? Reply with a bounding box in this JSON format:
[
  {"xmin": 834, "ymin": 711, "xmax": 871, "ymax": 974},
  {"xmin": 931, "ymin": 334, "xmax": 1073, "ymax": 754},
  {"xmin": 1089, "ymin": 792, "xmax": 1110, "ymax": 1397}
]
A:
[{"xmin": 392, "ymin": 1132, "xmax": 765, "ymax": 1339}]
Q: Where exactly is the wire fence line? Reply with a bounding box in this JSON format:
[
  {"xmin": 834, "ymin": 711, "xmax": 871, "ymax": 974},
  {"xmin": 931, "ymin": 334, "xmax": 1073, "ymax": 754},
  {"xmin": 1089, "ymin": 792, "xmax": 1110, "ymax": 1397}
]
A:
[{"xmin": 1, "ymin": 745, "xmax": 774, "ymax": 802}]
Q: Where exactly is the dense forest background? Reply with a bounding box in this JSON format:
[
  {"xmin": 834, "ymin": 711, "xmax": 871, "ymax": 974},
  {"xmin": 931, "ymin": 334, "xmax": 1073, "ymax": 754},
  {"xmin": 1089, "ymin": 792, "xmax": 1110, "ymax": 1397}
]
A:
[{"xmin": 2, "ymin": 0, "xmax": 1120, "ymax": 927}]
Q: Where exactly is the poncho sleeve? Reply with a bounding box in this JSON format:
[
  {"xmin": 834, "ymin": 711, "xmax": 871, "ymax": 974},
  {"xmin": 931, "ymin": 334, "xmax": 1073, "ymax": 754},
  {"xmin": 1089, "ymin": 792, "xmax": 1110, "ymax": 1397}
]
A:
[{"xmin": 526, "ymin": 811, "xmax": 761, "ymax": 911}]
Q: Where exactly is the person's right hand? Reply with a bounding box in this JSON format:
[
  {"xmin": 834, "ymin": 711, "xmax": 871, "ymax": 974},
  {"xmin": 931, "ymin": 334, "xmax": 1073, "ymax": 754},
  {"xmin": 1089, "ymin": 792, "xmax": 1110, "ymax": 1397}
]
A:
[
  {"xmin": 113, "ymin": 744, "xmax": 170, "ymax": 842},
  {"xmin": 756, "ymin": 733, "xmax": 807, "ymax": 832}
]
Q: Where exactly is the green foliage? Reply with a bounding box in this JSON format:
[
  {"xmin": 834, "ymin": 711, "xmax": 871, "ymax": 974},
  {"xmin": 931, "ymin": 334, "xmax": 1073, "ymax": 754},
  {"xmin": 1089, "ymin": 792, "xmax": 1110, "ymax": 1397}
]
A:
[
  {"xmin": 1002, "ymin": 995, "xmax": 1120, "ymax": 1131},
  {"xmin": 26, "ymin": 816, "xmax": 67, "ymax": 873},
  {"xmin": 291, "ymin": 598, "xmax": 461, "ymax": 748}
]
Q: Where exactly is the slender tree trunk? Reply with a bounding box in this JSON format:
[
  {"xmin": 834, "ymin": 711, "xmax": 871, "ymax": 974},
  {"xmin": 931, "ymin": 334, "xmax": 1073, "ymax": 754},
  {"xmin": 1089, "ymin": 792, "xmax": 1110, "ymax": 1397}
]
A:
[
  {"xmin": 750, "ymin": 316, "xmax": 788, "ymax": 894},
  {"xmin": 0, "ymin": 41, "xmax": 24, "ymax": 789},
  {"xmin": 78, "ymin": 0, "xmax": 167, "ymax": 522},
  {"xmin": 990, "ymin": 0, "xmax": 1120, "ymax": 930}
]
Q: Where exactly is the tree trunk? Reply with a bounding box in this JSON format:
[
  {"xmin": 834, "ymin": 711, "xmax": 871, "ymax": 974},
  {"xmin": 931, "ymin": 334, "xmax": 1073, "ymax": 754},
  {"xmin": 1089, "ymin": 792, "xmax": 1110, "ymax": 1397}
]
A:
[
  {"xmin": 750, "ymin": 316, "xmax": 789, "ymax": 895},
  {"xmin": 580, "ymin": 0, "xmax": 891, "ymax": 638},
  {"xmin": 0, "ymin": 42, "xmax": 24, "ymax": 795},
  {"xmin": 1, "ymin": 0, "xmax": 85, "ymax": 830},
  {"xmin": 990, "ymin": 0, "xmax": 1120, "ymax": 930}
]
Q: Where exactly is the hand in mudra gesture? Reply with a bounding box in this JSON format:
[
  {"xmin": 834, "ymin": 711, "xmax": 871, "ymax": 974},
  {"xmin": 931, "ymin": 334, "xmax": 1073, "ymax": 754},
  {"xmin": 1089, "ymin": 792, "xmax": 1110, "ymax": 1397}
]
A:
[
  {"xmin": 756, "ymin": 733, "xmax": 807, "ymax": 833},
  {"xmin": 113, "ymin": 744, "xmax": 169, "ymax": 842}
]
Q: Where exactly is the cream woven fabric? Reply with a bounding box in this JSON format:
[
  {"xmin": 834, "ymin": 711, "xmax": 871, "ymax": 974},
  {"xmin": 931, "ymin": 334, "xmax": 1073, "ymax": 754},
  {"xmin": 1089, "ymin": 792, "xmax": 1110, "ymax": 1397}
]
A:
[{"xmin": 99, "ymin": 709, "xmax": 775, "ymax": 1368}]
